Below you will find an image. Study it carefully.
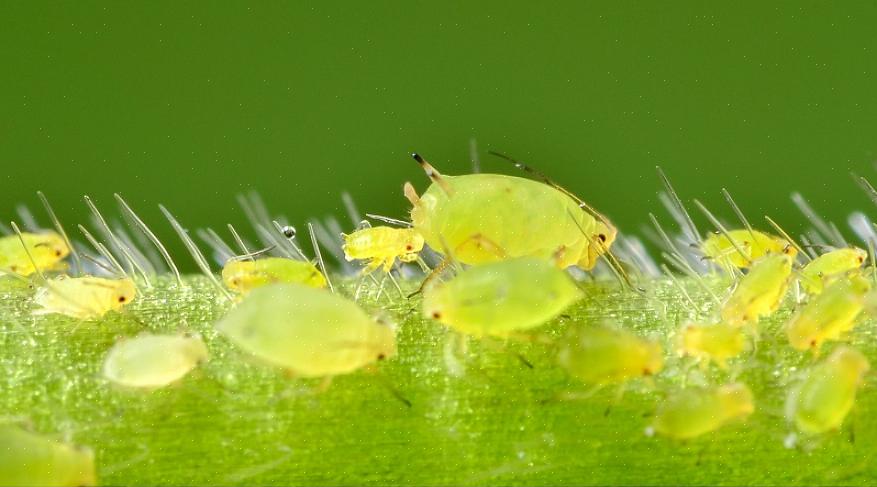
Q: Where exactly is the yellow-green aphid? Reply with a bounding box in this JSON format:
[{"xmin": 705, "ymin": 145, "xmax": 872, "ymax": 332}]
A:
[
  {"xmin": 556, "ymin": 325, "xmax": 664, "ymax": 385},
  {"xmin": 651, "ymin": 383, "xmax": 754, "ymax": 440},
  {"xmin": 405, "ymin": 154, "xmax": 615, "ymax": 270},
  {"xmin": 422, "ymin": 257, "xmax": 582, "ymax": 338},
  {"xmin": 0, "ymin": 422, "xmax": 96, "ymax": 487},
  {"xmin": 222, "ymin": 257, "xmax": 326, "ymax": 294},
  {"xmin": 103, "ymin": 333, "xmax": 208, "ymax": 388},
  {"xmin": 216, "ymin": 283, "xmax": 395, "ymax": 378},
  {"xmin": 342, "ymin": 226, "xmax": 425, "ymax": 273},
  {"xmin": 785, "ymin": 346, "xmax": 869, "ymax": 435},
  {"xmin": 785, "ymin": 274, "xmax": 871, "ymax": 353},
  {"xmin": 721, "ymin": 253, "xmax": 793, "ymax": 326},
  {"xmin": 0, "ymin": 231, "xmax": 69, "ymax": 276},
  {"xmin": 701, "ymin": 229, "xmax": 794, "ymax": 269},
  {"xmin": 676, "ymin": 322, "xmax": 746, "ymax": 369},
  {"xmin": 799, "ymin": 247, "xmax": 867, "ymax": 295},
  {"xmin": 33, "ymin": 276, "xmax": 136, "ymax": 319}
]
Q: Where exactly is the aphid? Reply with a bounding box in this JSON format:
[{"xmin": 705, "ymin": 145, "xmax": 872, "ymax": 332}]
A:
[
  {"xmin": 785, "ymin": 274, "xmax": 871, "ymax": 353},
  {"xmin": 222, "ymin": 257, "xmax": 327, "ymax": 294},
  {"xmin": 33, "ymin": 275, "xmax": 136, "ymax": 319},
  {"xmin": 650, "ymin": 383, "xmax": 754, "ymax": 440},
  {"xmin": 422, "ymin": 257, "xmax": 583, "ymax": 338},
  {"xmin": 216, "ymin": 283, "xmax": 395, "ymax": 379},
  {"xmin": 0, "ymin": 231, "xmax": 69, "ymax": 276},
  {"xmin": 721, "ymin": 253, "xmax": 793, "ymax": 326},
  {"xmin": 103, "ymin": 333, "xmax": 209, "ymax": 388},
  {"xmin": 0, "ymin": 422, "xmax": 96, "ymax": 486},
  {"xmin": 799, "ymin": 247, "xmax": 867, "ymax": 295},
  {"xmin": 676, "ymin": 322, "xmax": 746, "ymax": 369},
  {"xmin": 785, "ymin": 346, "xmax": 869, "ymax": 435},
  {"xmin": 556, "ymin": 325, "xmax": 663, "ymax": 385},
  {"xmin": 405, "ymin": 153, "xmax": 615, "ymax": 270},
  {"xmin": 700, "ymin": 229, "xmax": 794, "ymax": 269},
  {"xmin": 342, "ymin": 226, "xmax": 425, "ymax": 274}
]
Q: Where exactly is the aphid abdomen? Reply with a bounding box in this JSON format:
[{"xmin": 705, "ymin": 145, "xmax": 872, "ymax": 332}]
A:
[
  {"xmin": 653, "ymin": 384, "xmax": 753, "ymax": 439},
  {"xmin": 800, "ymin": 248, "xmax": 867, "ymax": 294},
  {"xmin": 0, "ymin": 423, "xmax": 96, "ymax": 486},
  {"xmin": 721, "ymin": 254, "xmax": 792, "ymax": 325},
  {"xmin": 103, "ymin": 333, "xmax": 208, "ymax": 388},
  {"xmin": 557, "ymin": 326, "xmax": 663, "ymax": 385}
]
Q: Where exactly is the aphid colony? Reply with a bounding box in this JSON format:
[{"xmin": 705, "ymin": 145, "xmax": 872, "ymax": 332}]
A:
[{"xmin": 3, "ymin": 153, "xmax": 877, "ymax": 485}]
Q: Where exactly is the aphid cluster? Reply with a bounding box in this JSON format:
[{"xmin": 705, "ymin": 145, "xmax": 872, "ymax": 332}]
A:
[{"xmin": 3, "ymin": 151, "xmax": 877, "ymax": 484}]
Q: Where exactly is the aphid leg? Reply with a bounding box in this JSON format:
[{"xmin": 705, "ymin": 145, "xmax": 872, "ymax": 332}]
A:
[
  {"xmin": 37, "ymin": 191, "xmax": 82, "ymax": 276},
  {"xmin": 408, "ymin": 258, "xmax": 451, "ymax": 298},
  {"xmin": 403, "ymin": 182, "xmax": 421, "ymax": 206},
  {"xmin": 385, "ymin": 270, "xmax": 406, "ymax": 299},
  {"xmin": 480, "ymin": 338, "xmax": 534, "ymax": 369},
  {"xmin": 604, "ymin": 383, "xmax": 628, "ymax": 417},
  {"xmin": 364, "ymin": 213, "xmax": 413, "ymax": 228},
  {"xmin": 411, "ymin": 153, "xmax": 453, "ymax": 196},
  {"xmin": 307, "ymin": 222, "xmax": 334, "ymax": 293}
]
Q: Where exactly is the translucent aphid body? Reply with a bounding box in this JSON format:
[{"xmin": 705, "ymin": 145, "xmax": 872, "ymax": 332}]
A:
[
  {"xmin": 799, "ymin": 247, "xmax": 867, "ymax": 295},
  {"xmin": 342, "ymin": 226, "xmax": 425, "ymax": 273},
  {"xmin": 0, "ymin": 422, "xmax": 96, "ymax": 487},
  {"xmin": 216, "ymin": 283, "xmax": 395, "ymax": 378},
  {"xmin": 222, "ymin": 257, "xmax": 326, "ymax": 294},
  {"xmin": 556, "ymin": 325, "xmax": 663, "ymax": 385},
  {"xmin": 677, "ymin": 322, "xmax": 746, "ymax": 368},
  {"xmin": 785, "ymin": 275, "xmax": 871, "ymax": 353},
  {"xmin": 103, "ymin": 333, "xmax": 209, "ymax": 388},
  {"xmin": 651, "ymin": 383, "xmax": 754, "ymax": 440},
  {"xmin": 407, "ymin": 167, "xmax": 614, "ymax": 270},
  {"xmin": 786, "ymin": 346, "xmax": 869, "ymax": 435},
  {"xmin": 721, "ymin": 254, "xmax": 793, "ymax": 326},
  {"xmin": 421, "ymin": 257, "xmax": 583, "ymax": 338},
  {"xmin": 33, "ymin": 276, "xmax": 136, "ymax": 319},
  {"xmin": 0, "ymin": 231, "xmax": 69, "ymax": 276},
  {"xmin": 701, "ymin": 229, "xmax": 793, "ymax": 269}
]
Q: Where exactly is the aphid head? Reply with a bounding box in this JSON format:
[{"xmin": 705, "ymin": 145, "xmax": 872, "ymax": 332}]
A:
[
  {"xmin": 640, "ymin": 340, "xmax": 664, "ymax": 377},
  {"xmin": 779, "ymin": 240, "xmax": 798, "ymax": 258},
  {"xmin": 717, "ymin": 383, "xmax": 754, "ymax": 418},
  {"xmin": 114, "ymin": 279, "xmax": 137, "ymax": 307},
  {"xmin": 399, "ymin": 230, "xmax": 426, "ymax": 262},
  {"xmin": 852, "ymin": 247, "xmax": 868, "ymax": 266},
  {"xmin": 371, "ymin": 316, "xmax": 398, "ymax": 363},
  {"xmin": 33, "ymin": 232, "xmax": 70, "ymax": 261},
  {"xmin": 578, "ymin": 221, "xmax": 618, "ymax": 270},
  {"xmin": 221, "ymin": 260, "xmax": 253, "ymax": 292}
]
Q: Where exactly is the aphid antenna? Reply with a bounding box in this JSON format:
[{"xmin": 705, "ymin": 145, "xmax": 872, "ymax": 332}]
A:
[
  {"xmin": 226, "ymin": 223, "xmax": 253, "ymax": 261},
  {"xmin": 660, "ymin": 264, "xmax": 699, "ymax": 316},
  {"xmin": 159, "ymin": 205, "xmax": 234, "ymax": 302},
  {"xmin": 661, "ymin": 251, "xmax": 722, "ymax": 307},
  {"xmin": 763, "ymin": 215, "xmax": 811, "ymax": 262},
  {"xmin": 721, "ymin": 188, "xmax": 761, "ymax": 246},
  {"xmin": 364, "ymin": 213, "xmax": 413, "ymax": 228},
  {"xmin": 791, "ymin": 192, "xmax": 846, "ymax": 248},
  {"xmin": 469, "ymin": 137, "xmax": 481, "ymax": 174},
  {"xmin": 77, "ymin": 225, "xmax": 129, "ymax": 280},
  {"xmin": 307, "ymin": 222, "xmax": 334, "ymax": 293},
  {"xmin": 114, "ymin": 193, "xmax": 183, "ymax": 287},
  {"xmin": 225, "ymin": 244, "xmax": 276, "ymax": 262},
  {"xmin": 656, "ymin": 166, "xmax": 702, "ymax": 246},
  {"xmin": 83, "ymin": 196, "xmax": 152, "ymax": 288},
  {"xmin": 852, "ymin": 173, "xmax": 877, "ymax": 208},
  {"xmin": 408, "ymin": 235, "xmax": 458, "ymax": 298},
  {"xmin": 411, "ymin": 153, "xmax": 454, "ymax": 196},
  {"xmin": 366, "ymin": 365, "xmax": 412, "ymax": 408},
  {"xmin": 15, "ymin": 204, "xmax": 41, "ymax": 232},
  {"xmin": 271, "ymin": 220, "xmax": 309, "ymax": 261},
  {"xmin": 341, "ymin": 192, "xmax": 363, "ymax": 228},
  {"xmin": 196, "ymin": 228, "xmax": 236, "ymax": 265},
  {"xmin": 566, "ymin": 208, "xmax": 641, "ymax": 293},
  {"xmin": 693, "ymin": 199, "xmax": 753, "ymax": 266},
  {"xmin": 36, "ymin": 191, "xmax": 82, "ymax": 276}
]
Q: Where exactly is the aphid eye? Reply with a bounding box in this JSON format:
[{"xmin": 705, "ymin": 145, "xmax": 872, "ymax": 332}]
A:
[
  {"xmin": 377, "ymin": 353, "xmax": 386, "ymax": 361},
  {"xmin": 859, "ymin": 256, "xmax": 865, "ymax": 263},
  {"xmin": 118, "ymin": 296, "xmax": 126, "ymax": 303},
  {"xmin": 431, "ymin": 311, "xmax": 442, "ymax": 319},
  {"xmin": 810, "ymin": 339, "xmax": 817, "ymax": 348},
  {"xmin": 54, "ymin": 250, "xmax": 62, "ymax": 257},
  {"xmin": 642, "ymin": 368, "xmax": 652, "ymax": 376},
  {"xmin": 405, "ymin": 245, "xmax": 413, "ymax": 251},
  {"xmin": 281, "ymin": 226, "xmax": 296, "ymax": 238},
  {"xmin": 598, "ymin": 234, "xmax": 607, "ymax": 242}
]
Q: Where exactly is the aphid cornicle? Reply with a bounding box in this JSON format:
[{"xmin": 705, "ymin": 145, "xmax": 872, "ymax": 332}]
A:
[
  {"xmin": 342, "ymin": 226, "xmax": 425, "ymax": 274},
  {"xmin": 556, "ymin": 325, "xmax": 663, "ymax": 385},
  {"xmin": 103, "ymin": 333, "xmax": 209, "ymax": 388},
  {"xmin": 721, "ymin": 253, "xmax": 793, "ymax": 326},
  {"xmin": 0, "ymin": 422, "xmax": 96, "ymax": 487},
  {"xmin": 216, "ymin": 283, "xmax": 396, "ymax": 378},
  {"xmin": 405, "ymin": 154, "xmax": 615, "ymax": 270},
  {"xmin": 0, "ymin": 231, "xmax": 69, "ymax": 276},
  {"xmin": 786, "ymin": 346, "xmax": 869, "ymax": 435},
  {"xmin": 785, "ymin": 274, "xmax": 871, "ymax": 353},
  {"xmin": 33, "ymin": 276, "xmax": 136, "ymax": 319},
  {"xmin": 421, "ymin": 257, "xmax": 583, "ymax": 338},
  {"xmin": 799, "ymin": 247, "xmax": 867, "ymax": 295},
  {"xmin": 700, "ymin": 229, "xmax": 794, "ymax": 269},
  {"xmin": 676, "ymin": 322, "xmax": 746, "ymax": 369},
  {"xmin": 651, "ymin": 383, "xmax": 754, "ymax": 440},
  {"xmin": 222, "ymin": 257, "xmax": 327, "ymax": 294}
]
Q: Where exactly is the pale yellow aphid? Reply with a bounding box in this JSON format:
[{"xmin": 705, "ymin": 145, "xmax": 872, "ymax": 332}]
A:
[
  {"xmin": 651, "ymin": 383, "xmax": 754, "ymax": 440},
  {"xmin": 222, "ymin": 257, "xmax": 327, "ymax": 294},
  {"xmin": 422, "ymin": 257, "xmax": 582, "ymax": 338},
  {"xmin": 785, "ymin": 274, "xmax": 871, "ymax": 353},
  {"xmin": 721, "ymin": 253, "xmax": 793, "ymax": 326},
  {"xmin": 0, "ymin": 422, "xmax": 96, "ymax": 487},
  {"xmin": 799, "ymin": 247, "xmax": 867, "ymax": 295},
  {"xmin": 556, "ymin": 325, "xmax": 664, "ymax": 385},
  {"xmin": 34, "ymin": 275, "xmax": 136, "ymax": 319},
  {"xmin": 701, "ymin": 229, "xmax": 795, "ymax": 269},
  {"xmin": 0, "ymin": 231, "xmax": 69, "ymax": 276},
  {"xmin": 216, "ymin": 283, "xmax": 395, "ymax": 378},
  {"xmin": 785, "ymin": 346, "xmax": 869, "ymax": 435},
  {"xmin": 676, "ymin": 322, "xmax": 746, "ymax": 369},
  {"xmin": 102, "ymin": 333, "xmax": 208, "ymax": 388},
  {"xmin": 342, "ymin": 226, "xmax": 425, "ymax": 274}
]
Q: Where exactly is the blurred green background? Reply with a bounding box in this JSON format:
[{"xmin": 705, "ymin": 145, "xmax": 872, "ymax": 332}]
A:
[{"xmin": 2, "ymin": 2, "xmax": 877, "ymax": 267}]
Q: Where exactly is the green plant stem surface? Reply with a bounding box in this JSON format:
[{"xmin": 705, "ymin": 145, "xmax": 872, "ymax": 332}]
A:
[{"xmin": 2, "ymin": 275, "xmax": 876, "ymax": 486}]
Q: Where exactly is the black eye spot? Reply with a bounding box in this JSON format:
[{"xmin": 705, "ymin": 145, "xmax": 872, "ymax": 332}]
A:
[
  {"xmin": 859, "ymin": 256, "xmax": 865, "ymax": 263},
  {"xmin": 405, "ymin": 245, "xmax": 413, "ymax": 251},
  {"xmin": 598, "ymin": 234, "xmax": 607, "ymax": 242},
  {"xmin": 643, "ymin": 368, "xmax": 652, "ymax": 376},
  {"xmin": 810, "ymin": 339, "xmax": 817, "ymax": 347},
  {"xmin": 377, "ymin": 353, "xmax": 386, "ymax": 361},
  {"xmin": 55, "ymin": 250, "xmax": 62, "ymax": 257},
  {"xmin": 118, "ymin": 296, "xmax": 126, "ymax": 303},
  {"xmin": 432, "ymin": 311, "xmax": 442, "ymax": 319}
]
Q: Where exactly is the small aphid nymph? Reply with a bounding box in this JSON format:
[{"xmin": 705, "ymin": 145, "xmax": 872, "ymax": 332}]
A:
[
  {"xmin": 0, "ymin": 231, "xmax": 69, "ymax": 276},
  {"xmin": 676, "ymin": 322, "xmax": 746, "ymax": 369},
  {"xmin": 102, "ymin": 333, "xmax": 209, "ymax": 388},
  {"xmin": 222, "ymin": 257, "xmax": 327, "ymax": 294},
  {"xmin": 33, "ymin": 276, "xmax": 136, "ymax": 319},
  {"xmin": 342, "ymin": 226, "xmax": 425, "ymax": 273},
  {"xmin": 651, "ymin": 383, "xmax": 754, "ymax": 440},
  {"xmin": 721, "ymin": 253, "xmax": 793, "ymax": 326},
  {"xmin": 799, "ymin": 247, "xmax": 868, "ymax": 295},
  {"xmin": 701, "ymin": 229, "xmax": 794, "ymax": 270},
  {"xmin": 785, "ymin": 274, "xmax": 871, "ymax": 353},
  {"xmin": 556, "ymin": 325, "xmax": 664, "ymax": 385},
  {"xmin": 0, "ymin": 422, "xmax": 96, "ymax": 486}
]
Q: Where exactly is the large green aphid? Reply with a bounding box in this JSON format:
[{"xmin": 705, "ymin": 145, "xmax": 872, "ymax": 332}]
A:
[
  {"xmin": 404, "ymin": 153, "xmax": 616, "ymax": 270},
  {"xmin": 799, "ymin": 247, "xmax": 868, "ymax": 295},
  {"xmin": 785, "ymin": 346, "xmax": 869, "ymax": 435},
  {"xmin": 421, "ymin": 257, "xmax": 582, "ymax": 338},
  {"xmin": 221, "ymin": 257, "xmax": 327, "ymax": 295},
  {"xmin": 721, "ymin": 253, "xmax": 793, "ymax": 326},
  {"xmin": 102, "ymin": 333, "xmax": 209, "ymax": 389},
  {"xmin": 0, "ymin": 422, "xmax": 96, "ymax": 487},
  {"xmin": 650, "ymin": 383, "xmax": 754, "ymax": 440},
  {"xmin": 785, "ymin": 274, "xmax": 871, "ymax": 353},
  {"xmin": 556, "ymin": 324, "xmax": 663, "ymax": 385}
]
